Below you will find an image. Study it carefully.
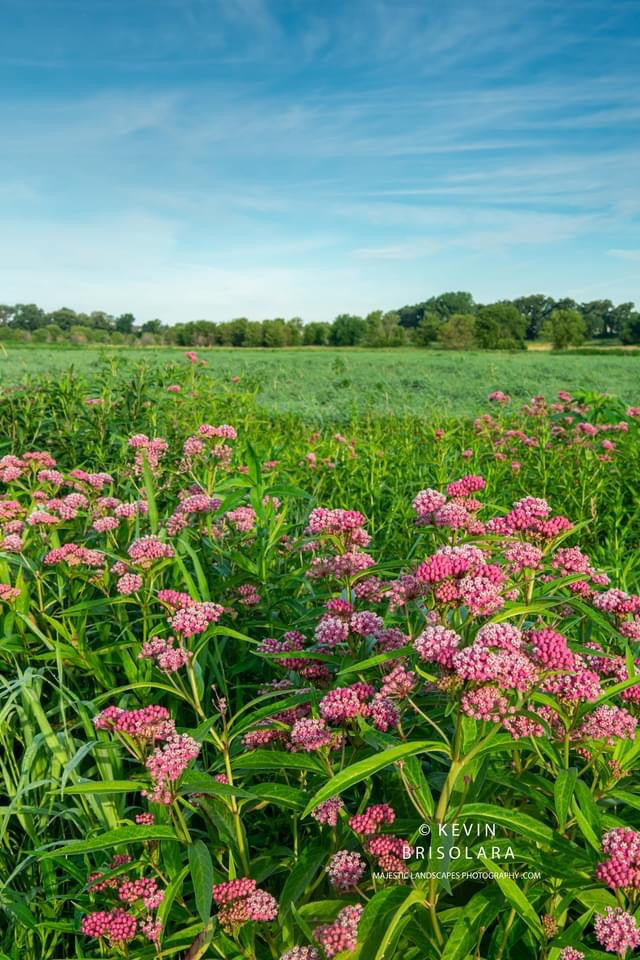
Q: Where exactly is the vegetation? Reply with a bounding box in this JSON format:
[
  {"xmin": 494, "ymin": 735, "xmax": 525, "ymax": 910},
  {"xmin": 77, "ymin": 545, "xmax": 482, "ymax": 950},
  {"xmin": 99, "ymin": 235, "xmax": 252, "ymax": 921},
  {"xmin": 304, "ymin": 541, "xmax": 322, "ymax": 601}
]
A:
[
  {"xmin": 2, "ymin": 354, "xmax": 640, "ymax": 959},
  {"xmin": 2, "ymin": 291, "xmax": 640, "ymax": 348},
  {"xmin": 2, "ymin": 348, "xmax": 640, "ymax": 420}
]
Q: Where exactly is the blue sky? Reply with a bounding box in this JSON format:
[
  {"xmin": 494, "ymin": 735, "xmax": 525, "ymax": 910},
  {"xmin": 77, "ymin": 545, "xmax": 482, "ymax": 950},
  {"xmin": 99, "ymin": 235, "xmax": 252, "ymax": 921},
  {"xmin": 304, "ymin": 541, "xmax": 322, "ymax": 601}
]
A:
[{"xmin": 1, "ymin": 0, "xmax": 639, "ymax": 323}]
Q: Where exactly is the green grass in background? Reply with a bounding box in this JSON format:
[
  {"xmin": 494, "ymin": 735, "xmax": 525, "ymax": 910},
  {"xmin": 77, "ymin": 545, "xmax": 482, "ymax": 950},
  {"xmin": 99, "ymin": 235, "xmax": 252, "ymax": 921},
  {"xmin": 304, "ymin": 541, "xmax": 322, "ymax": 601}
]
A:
[{"xmin": 1, "ymin": 345, "xmax": 640, "ymax": 417}]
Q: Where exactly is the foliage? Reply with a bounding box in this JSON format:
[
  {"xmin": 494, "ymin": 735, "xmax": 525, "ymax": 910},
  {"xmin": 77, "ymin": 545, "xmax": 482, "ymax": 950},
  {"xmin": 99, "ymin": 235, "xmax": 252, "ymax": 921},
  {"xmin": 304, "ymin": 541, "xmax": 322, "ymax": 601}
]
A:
[
  {"xmin": 543, "ymin": 310, "xmax": 587, "ymax": 350},
  {"xmin": 2, "ymin": 356, "xmax": 640, "ymax": 959}
]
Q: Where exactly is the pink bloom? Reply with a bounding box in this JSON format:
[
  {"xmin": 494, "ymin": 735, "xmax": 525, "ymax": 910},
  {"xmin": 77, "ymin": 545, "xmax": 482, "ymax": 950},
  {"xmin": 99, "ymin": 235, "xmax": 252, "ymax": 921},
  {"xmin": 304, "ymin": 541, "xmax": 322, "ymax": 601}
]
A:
[
  {"xmin": 326, "ymin": 850, "xmax": 366, "ymax": 890},
  {"xmin": 311, "ymin": 797, "xmax": 344, "ymax": 826},
  {"xmin": 594, "ymin": 907, "xmax": 640, "ymax": 955},
  {"xmin": 117, "ymin": 573, "xmax": 143, "ymax": 595},
  {"xmin": 143, "ymin": 733, "xmax": 201, "ymax": 804},
  {"xmin": 0, "ymin": 583, "xmax": 20, "ymax": 602},
  {"xmin": 81, "ymin": 909, "xmax": 137, "ymax": 944},
  {"xmin": 349, "ymin": 804, "xmax": 395, "ymax": 836}
]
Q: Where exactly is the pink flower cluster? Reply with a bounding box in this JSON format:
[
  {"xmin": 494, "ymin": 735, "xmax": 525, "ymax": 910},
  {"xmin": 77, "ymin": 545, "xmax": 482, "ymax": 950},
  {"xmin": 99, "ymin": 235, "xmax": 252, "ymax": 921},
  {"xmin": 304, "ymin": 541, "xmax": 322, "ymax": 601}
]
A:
[
  {"xmin": 127, "ymin": 536, "xmax": 175, "ymax": 568},
  {"xmin": 94, "ymin": 705, "xmax": 174, "ymax": 741},
  {"xmin": 139, "ymin": 636, "xmax": 192, "ymax": 673},
  {"xmin": 143, "ymin": 733, "xmax": 201, "ymax": 804},
  {"xmin": 594, "ymin": 907, "xmax": 640, "ymax": 955},
  {"xmin": 596, "ymin": 828, "xmax": 640, "ymax": 891},
  {"xmin": 326, "ymin": 850, "xmax": 366, "ymax": 890},
  {"xmin": 315, "ymin": 903, "xmax": 362, "ymax": 957},
  {"xmin": 44, "ymin": 543, "xmax": 105, "ymax": 569},
  {"xmin": 212, "ymin": 877, "xmax": 277, "ymax": 929},
  {"xmin": 128, "ymin": 434, "xmax": 168, "ymax": 476},
  {"xmin": 167, "ymin": 600, "xmax": 223, "ymax": 637}
]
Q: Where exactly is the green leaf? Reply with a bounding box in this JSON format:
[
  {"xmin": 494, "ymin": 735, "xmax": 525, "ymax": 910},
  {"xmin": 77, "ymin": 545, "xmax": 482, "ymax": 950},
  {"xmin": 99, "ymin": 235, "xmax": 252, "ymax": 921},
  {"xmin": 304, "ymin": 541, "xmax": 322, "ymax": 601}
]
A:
[
  {"xmin": 441, "ymin": 887, "xmax": 503, "ymax": 960},
  {"xmin": 188, "ymin": 840, "xmax": 214, "ymax": 926},
  {"xmin": 36, "ymin": 825, "xmax": 177, "ymax": 858},
  {"xmin": 233, "ymin": 749, "xmax": 324, "ymax": 774},
  {"xmin": 250, "ymin": 783, "xmax": 308, "ymax": 810},
  {"xmin": 478, "ymin": 857, "xmax": 543, "ymax": 940},
  {"xmin": 554, "ymin": 768, "xmax": 578, "ymax": 831},
  {"xmin": 279, "ymin": 844, "xmax": 326, "ymax": 920},
  {"xmin": 357, "ymin": 888, "xmax": 426, "ymax": 960},
  {"xmin": 302, "ymin": 741, "xmax": 449, "ymax": 818},
  {"xmin": 61, "ymin": 780, "xmax": 146, "ymax": 795}
]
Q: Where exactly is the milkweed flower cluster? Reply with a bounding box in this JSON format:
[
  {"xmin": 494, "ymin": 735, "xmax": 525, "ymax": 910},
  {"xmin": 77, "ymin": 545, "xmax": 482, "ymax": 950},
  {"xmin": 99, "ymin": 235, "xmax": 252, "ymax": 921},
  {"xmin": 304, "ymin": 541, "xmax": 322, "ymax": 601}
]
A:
[
  {"xmin": 82, "ymin": 859, "xmax": 165, "ymax": 948},
  {"xmin": 596, "ymin": 828, "xmax": 640, "ymax": 890},
  {"xmin": 128, "ymin": 434, "xmax": 169, "ymax": 476},
  {"xmin": 593, "ymin": 907, "xmax": 640, "ymax": 955},
  {"xmin": 212, "ymin": 878, "xmax": 278, "ymax": 929},
  {"xmin": 314, "ymin": 903, "xmax": 362, "ymax": 957},
  {"xmin": 143, "ymin": 733, "xmax": 201, "ymax": 804},
  {"xmin": 326, "ymin": 850, "xmax": 366, "ymax": 890},
  {"xmin": 139, "ymin": 636, "xmax": 192, "ymax": 673}
]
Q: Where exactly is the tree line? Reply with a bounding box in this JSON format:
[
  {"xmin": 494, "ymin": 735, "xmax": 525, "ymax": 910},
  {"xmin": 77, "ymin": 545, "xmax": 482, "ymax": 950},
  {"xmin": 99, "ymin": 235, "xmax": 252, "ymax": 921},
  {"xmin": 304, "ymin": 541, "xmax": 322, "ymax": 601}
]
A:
[{"xmin": 1, "ymin": 292, "xmax": 639, "ymax": 349}]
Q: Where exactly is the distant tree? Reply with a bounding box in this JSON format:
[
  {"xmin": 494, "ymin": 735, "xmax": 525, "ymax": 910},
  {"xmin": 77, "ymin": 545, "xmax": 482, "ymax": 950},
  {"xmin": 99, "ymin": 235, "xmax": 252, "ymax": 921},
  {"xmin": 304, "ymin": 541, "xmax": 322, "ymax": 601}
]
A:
[
  {"xmin": 364, "ymin": 311, "xmax": 406, "ymax": 347},
  {"xmin": 426, "ymin": 291, "xmax": 476, "ymax": 320},
  {"xmin": 0, "ymin": 304, "xmax": 14, "ymax": 325},
  {"xmin": 611, "ymin": 303, "xmax": 636, "ymax": 340},
  {"xmin": 244, "ymin": 321, "xmax": 264, "ymax": 347},
  {"xmin": 115, "ymin": 312, "xmax": 136, "ymax": 334},
  {"xmin": 10, "ymin": 303, "xmax": 47, "ymax": 330},
  {"xmin": 542, "ymin": 309, "xmax": 587, "ymax": 349},
  {"xmin": 329, "ymin": 314, "xmax": 367, "ymax": 346},
  {"xmin": 303, "ymin": 321, "xmax": 331, "ymax": 345},
  {"xmin": 620, "ymin": 309, "xmax": 640, "ymax": 345},
  {"xmin": 262, "ymin": 319, "xmax": 288, "ymax": 348},
  {"xmin": 45, "ymin": 307, "xmax": 78, "ymax": 330},
  {"xmin": 579, "ymin": 300, "xmax": 614, "ymax": 339},
  {"xmin": 415, "ymin": 311, "xmax": 441, "ymax": 346},
  {"xmin": 396, "ymin": 302, "xmax": 428, "ymax": 329},
  {"xmin": 512, "ymin": 295, "xmax": 554, "ymax": 339},
  {"xmin": 475, "ymin": 302, "xmax": 526, "ymax": 349},
  {"xmin": 228, "ymin": 318, "xmax": 250, "ymax": 346},
  {"xmin": 141, "ymin": 318, "xmax": 163, "ymax": 335},
  {"xmin": 437, "ymin": 313, "xmax": 477, "ymax": 350},
  {"xmin": 286, "ymin": 317, "xmax": 304, "ymax": 346},
  {"xmin": 88, "ymin": 311, "xmax": 114, "ymax": 331}
]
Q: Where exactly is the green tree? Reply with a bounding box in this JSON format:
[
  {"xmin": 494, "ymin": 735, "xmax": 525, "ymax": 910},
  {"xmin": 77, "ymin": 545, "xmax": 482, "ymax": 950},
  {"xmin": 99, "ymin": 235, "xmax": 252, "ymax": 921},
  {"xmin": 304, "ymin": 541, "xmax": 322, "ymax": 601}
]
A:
[
  {"xmin": 620, "ymin": 309, "xmax": 640, "ymax": 345},
  {"xmin": 364, "ymin": 311, "xmax": 406, "ymax": 347},
  {"xmin": 542, "ymin": 308, "xmax": 587, "ymax": 349},
  {"xmin": 115, "ymin": 312, "xmax": 136, "ymax": 334},
  {"xmin": 475, "ymin": 302, "xmax": 526, "ymax": 349},
  {"xmin": 286, "ymin": 317, "xmax": 303, "ymax": 346},
  {"xmin": 10, "ymin": 303, "xmax": 46, "ymax": 330},
  {"xmin": 437, "ymin": 313, "xmax": 477, "ymax": 350},
  {"xmin": 262, "ymin": 319, "xmax": 287, "ymax": 348},
  {"xmin": 303, "ymin": 322, "xmax": 331, "ymax": 345},
  {"xmin": 579, "ymin": 300, "xmax": 614, "ymax": 339},
  {"xmin": 415, "ymin": 311, "xmax": 441, "ymax": 346},
  {"xmin": 141, "ymin": 318, "xmax": 163, "ymax": 335},
  {"xmin": 512, "ymin": 295, "xmax": 554, "ymax": 339},
  {"xmin": 329, "ymin": 314, "xmax": 367, "ymax": 346}
]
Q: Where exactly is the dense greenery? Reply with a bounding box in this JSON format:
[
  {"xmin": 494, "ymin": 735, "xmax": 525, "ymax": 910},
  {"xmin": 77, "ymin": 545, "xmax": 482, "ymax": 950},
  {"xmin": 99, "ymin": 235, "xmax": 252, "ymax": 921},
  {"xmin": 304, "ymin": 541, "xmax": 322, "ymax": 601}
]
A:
[
  {"xmin": 3, "ymin": 348, "xmax": 640, "ymax": 419},
  {"xmin": 2, "ymin": 355, "xmax": 640, "ymax": 960},
  {"xmin": 2, "ymin": 291, "xmax": 640, "ymax": 348}
]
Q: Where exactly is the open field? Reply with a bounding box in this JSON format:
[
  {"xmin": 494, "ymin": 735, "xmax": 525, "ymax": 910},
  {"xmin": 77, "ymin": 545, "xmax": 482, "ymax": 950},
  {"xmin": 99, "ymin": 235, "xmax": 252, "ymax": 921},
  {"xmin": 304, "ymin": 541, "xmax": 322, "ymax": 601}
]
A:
[
  {"xmin": 2, "ymin": 351, "xmax": 640, "ymax": 959},
  {"xmin": 2, "ymin": 345, "xmax": 640, "ymax": 417}
]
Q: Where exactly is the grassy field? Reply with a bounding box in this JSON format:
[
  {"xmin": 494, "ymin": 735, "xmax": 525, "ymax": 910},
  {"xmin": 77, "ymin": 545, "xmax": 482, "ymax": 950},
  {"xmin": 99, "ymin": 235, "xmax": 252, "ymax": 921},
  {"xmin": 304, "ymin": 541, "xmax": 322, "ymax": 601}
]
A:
[{"xmin": 2, "ymin": 345, "xmax": 640, "ymax": 417}]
